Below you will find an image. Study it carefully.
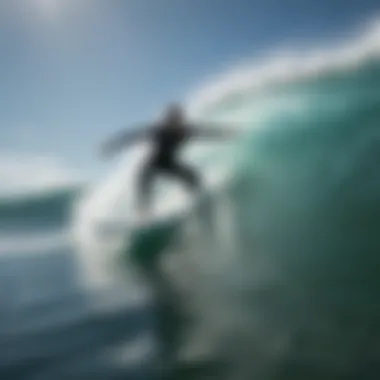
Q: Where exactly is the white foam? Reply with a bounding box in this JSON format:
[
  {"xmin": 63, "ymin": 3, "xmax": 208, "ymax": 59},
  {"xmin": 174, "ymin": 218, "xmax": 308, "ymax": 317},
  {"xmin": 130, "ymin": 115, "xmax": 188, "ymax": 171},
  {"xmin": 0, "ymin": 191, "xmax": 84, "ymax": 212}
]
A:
[{"xmin": 187, "ymin": 17, "xmax": 380, "ymax": 116}]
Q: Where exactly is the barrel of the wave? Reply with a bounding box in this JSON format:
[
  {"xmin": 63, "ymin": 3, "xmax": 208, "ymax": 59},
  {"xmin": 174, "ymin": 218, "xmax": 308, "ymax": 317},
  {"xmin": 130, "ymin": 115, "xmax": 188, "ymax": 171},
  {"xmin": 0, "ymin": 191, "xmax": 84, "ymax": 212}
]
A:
[{"xmin": 198, "ymin": 60, "xmax": 380, "ymax": 378}]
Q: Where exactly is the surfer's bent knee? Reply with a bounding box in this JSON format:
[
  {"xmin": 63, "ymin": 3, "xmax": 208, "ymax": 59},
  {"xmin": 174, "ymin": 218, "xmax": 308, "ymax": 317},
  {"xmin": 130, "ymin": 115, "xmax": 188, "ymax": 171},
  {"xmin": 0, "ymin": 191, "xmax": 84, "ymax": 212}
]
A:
[{"xmin": 137, "ymin": 162, "xmax": 156, "ymax": 209}]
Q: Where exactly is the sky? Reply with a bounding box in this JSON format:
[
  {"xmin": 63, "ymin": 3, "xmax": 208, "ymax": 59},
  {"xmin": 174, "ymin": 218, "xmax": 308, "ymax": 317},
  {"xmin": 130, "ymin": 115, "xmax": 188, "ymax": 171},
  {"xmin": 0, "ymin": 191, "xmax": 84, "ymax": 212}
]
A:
[{"xmin": 0, "ymin": 0, "xmax": 379, "ymax": 189}]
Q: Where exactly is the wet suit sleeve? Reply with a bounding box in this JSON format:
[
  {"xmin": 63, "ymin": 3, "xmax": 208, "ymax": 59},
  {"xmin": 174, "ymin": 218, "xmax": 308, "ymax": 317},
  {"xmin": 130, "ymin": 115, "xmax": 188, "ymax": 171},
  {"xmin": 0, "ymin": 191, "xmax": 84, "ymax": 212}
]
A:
[{"xmin": 101, "ymin": 124, "xmax": 154, "ymax": 157}]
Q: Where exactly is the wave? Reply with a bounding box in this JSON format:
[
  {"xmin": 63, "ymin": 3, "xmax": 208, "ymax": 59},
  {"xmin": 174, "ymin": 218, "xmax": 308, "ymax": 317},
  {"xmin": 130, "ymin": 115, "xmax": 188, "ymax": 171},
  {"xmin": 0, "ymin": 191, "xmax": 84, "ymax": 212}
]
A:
[
  {"xmin": 70, "ymin": 17, "xmax": 380, "ymax": 377},
  {"xmin": 0, "ymin": 186, "xmax": 83, "ymax": 230},
  {"xmin": 73, "ymin": 17, "xmax": 380, "ymax": 280}
]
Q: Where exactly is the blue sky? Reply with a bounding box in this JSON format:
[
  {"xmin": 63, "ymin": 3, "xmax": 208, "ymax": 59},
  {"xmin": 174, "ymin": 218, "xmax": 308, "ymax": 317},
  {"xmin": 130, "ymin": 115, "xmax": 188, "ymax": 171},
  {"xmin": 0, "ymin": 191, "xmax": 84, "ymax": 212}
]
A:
[{"xmin": 0, "ymin": 0, "xmax": 379, "ymax": 181}]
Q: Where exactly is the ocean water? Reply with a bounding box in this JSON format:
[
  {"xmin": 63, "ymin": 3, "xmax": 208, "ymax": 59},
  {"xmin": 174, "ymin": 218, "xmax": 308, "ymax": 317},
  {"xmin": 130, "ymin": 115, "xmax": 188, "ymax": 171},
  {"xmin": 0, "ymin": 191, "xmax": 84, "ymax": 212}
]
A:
[{"xmin": 2, "ymin": 22, "xmax": 380, "ymax": 380}]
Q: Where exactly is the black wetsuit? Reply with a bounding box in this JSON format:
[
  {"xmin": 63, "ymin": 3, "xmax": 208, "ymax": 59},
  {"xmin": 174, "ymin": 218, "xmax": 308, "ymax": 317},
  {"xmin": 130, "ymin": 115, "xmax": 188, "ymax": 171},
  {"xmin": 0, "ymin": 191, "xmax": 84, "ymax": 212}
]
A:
[{"xmin": 138, "ymin": 124, "xmax": 200, "ymax": 211}]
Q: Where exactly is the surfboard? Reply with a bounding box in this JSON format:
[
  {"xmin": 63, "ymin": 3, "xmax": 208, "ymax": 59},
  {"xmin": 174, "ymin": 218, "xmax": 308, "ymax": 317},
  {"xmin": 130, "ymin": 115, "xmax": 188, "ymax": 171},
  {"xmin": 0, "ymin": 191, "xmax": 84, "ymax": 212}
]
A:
[
  {"xmin": 126, "ymin": 188, "xmax": 215, "ymax": 270},
  {"xmin": 127, "ymin": 213, "xmax": 184, "ymax": 269}
]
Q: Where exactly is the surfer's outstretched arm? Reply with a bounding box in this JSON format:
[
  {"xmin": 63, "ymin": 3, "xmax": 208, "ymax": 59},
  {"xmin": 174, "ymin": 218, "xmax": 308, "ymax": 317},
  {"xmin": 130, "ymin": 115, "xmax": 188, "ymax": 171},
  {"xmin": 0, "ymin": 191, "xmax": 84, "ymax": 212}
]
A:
[
  {"xmin": 100, "ymin": 125, "xmax": 154, "ymax": 158},
  {"xmin": 188, "ymin": 123, "xmax": 240, "ymax": 140}
]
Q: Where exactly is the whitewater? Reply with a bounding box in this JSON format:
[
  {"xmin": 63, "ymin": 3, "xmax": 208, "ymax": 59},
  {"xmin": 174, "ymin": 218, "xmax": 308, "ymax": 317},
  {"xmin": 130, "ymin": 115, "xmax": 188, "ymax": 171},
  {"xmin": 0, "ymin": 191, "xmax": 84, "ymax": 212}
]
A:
[{"xmin": 1, "ymin": 18, "xmax": 380, "ymax": 379}]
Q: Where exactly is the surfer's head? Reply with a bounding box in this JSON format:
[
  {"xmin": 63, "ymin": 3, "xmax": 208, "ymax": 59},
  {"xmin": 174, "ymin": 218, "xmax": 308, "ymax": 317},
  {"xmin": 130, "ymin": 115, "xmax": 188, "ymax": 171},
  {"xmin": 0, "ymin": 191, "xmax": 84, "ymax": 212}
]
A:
[{"xmin": 163, "ymin": 103, "xmax": 185, "ymax": 127}]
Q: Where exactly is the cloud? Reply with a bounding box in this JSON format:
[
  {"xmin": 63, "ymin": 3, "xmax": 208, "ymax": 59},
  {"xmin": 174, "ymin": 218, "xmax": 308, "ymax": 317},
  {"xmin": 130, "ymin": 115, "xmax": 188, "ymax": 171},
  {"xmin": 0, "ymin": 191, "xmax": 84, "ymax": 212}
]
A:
[{"xmin": 0, "ymin": 153, "xmax": 80, "ymax": 196}]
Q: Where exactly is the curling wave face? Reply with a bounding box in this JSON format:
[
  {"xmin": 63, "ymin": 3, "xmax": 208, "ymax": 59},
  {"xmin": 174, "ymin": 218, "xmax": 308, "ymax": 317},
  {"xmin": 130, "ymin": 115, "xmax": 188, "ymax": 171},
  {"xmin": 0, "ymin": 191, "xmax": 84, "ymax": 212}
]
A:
[{"xmin": 70, "ymin": 19, "xmax": 380, "ymax": 378}]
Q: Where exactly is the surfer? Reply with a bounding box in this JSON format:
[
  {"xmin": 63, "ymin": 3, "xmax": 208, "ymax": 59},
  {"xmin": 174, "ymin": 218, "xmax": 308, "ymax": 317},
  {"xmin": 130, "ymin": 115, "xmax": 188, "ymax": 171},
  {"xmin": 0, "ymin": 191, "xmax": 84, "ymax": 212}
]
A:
[
  {"xmin": 101, "ymin": 103, "xmax": 236, "ymax": 217},
  {"xmin": 100, "ymin": 103, "xmax": 237, "ymax": 373}
]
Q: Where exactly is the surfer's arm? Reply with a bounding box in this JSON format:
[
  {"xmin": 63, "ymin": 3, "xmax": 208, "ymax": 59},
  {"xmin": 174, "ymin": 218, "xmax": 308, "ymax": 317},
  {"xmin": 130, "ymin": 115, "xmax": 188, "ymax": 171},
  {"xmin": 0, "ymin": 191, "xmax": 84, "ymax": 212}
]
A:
[
  {"xmin": 100, "ymin": 125, "xmax": 154, "ymax": 158},
  {"xmin": 188, "ymin": 123, "xmax": 239, "ymax": 140}
]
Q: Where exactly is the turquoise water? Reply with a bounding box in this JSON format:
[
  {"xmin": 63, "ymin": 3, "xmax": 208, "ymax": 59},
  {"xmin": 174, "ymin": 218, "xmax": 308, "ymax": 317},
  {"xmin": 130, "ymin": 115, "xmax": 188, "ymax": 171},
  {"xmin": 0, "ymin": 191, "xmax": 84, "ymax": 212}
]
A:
[{"xmin": 193, "ymin": 59, "xmax": 380, "ymax": 379}]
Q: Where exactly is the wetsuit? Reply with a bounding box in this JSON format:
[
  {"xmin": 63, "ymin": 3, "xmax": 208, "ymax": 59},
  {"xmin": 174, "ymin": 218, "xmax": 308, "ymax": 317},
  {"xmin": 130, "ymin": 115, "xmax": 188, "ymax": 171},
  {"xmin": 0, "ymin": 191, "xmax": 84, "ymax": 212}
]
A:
[
  {"xmin": 103, "ymin": 120, "xmax": 232, "ymax": 212},
  {"xmin": 138, "ymin": 124, "xmax": 200, "ymax": 212}
]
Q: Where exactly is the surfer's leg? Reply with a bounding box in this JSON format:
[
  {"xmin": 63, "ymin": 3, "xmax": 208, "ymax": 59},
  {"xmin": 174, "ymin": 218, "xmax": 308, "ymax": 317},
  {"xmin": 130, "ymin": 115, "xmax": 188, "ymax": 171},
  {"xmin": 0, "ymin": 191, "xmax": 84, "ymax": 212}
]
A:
[
  {"xmin": 170, "ymin": 162, "xmax": 201, "ymax": 193},
  {"xmin": 171, "ymin": 161, "xmax": 215, "ymax": 233},
  {"xmin": 137, "ymin": 162, "xmax": 156, "ymax": 215}
]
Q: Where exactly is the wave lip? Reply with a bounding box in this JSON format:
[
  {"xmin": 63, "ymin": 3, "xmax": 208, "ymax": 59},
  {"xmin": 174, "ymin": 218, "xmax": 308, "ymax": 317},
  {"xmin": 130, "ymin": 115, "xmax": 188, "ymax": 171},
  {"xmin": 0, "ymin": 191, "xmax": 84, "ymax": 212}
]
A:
[{"xmin": 188, "ymin": 17, "xmax": 380, "ymax": 114}]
